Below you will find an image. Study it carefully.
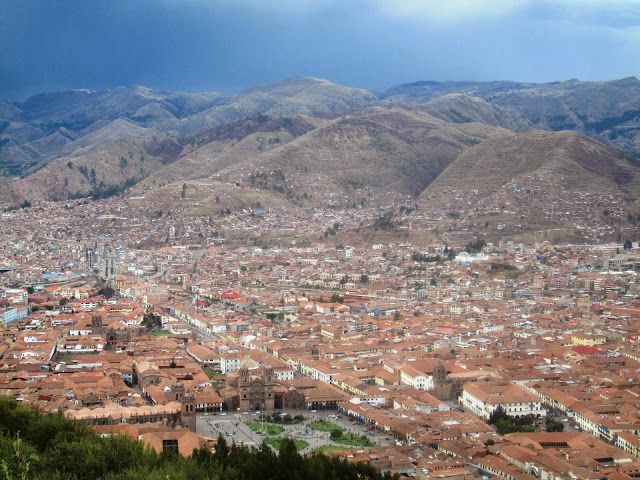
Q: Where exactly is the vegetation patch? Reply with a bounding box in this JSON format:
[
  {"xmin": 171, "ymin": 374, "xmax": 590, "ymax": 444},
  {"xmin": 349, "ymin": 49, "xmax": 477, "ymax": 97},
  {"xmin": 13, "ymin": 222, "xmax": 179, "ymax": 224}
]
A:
[
  {"xmin": 309, "ymin": 420, "xmax": 342, "ymax": 433},
  {"xmin": 309, "ymin": 421, "xmax": 375, "ymax": 447},
  {"xmin": 150, "ymin": 330, "xmax": 170, "ymax": 336},
  {"xmin": 263, "ymin": 413, "xmax": 305, "ymax": 424},
  {"xmin": 249, "ymin": 422, "xmax": 284, "ymax": 436},
  {"xmin": 315, "ymin": 445, "xmax": 351, "ymax": 454},
  {"xmin": 489, "ymin": 406, "xmax": 538, "ymax": 435},
  {"xmin": 267, "ymin": 436, "xmax": 309, "ymax": 452},
  {"xmin": 332, "ymin": 432, "xmax": 374, "ymax": 447}
]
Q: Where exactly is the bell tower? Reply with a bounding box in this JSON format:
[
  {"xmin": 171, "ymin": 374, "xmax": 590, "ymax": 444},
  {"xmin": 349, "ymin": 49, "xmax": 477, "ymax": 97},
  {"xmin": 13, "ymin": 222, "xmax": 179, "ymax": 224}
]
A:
[
  {"xmin": 433, "ymin": 362, "xmax": 447, "ymax": 384},
  {"xmin": 181, "ymin": 392, "xmax": 196, "ymax": 431},
  {"xmin": 91, "ymin": 314, "xmax": 103, "ymax": 333}
]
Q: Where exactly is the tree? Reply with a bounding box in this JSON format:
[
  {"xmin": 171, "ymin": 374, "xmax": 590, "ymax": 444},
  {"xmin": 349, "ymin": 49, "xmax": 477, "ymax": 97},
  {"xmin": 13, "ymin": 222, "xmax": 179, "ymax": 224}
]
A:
[
  {"xmin": 624, "ymin": 239, "xmax": 633, "ymax": 250},
  {"xmin": 181, "ymin": 183, "xmax": 187, "ymax": 200},
  {"xmin": 488, "ymin": 405, "xmax": 507, "ymax": 425},
  {"xmin": 330, "ymin": 293, "xmax": 344, "ymax": 303},
  {"xmin": 214, "ymin": 434, "xmax": 229, "ymax": 463},
  {"xmin": 360, "ymin": 274, "xmax": 369, "ymax": 284},
  {"xmin": 58, "ymin": 298, "xmax": 68, "ymax": 306},
  {"xmin": 26, "ymin": 286, "xmax": 34, "ymax": 295},
  {"xmin": 465, "ymin": 238, "xmax": 486, "ymax": 254},
  {"xmin": 98, "ymin": 286, "xmax": 115, "ymax": 299},
  {"xmin": 545, "ymin": 419, "xmax": 564, "ymax": 432},
  {"xmin": 0, "ymin": 434, "xmax": 35, "ymax": 480},
  {"xmin": 141, "ymin": 313, "xmax": 161, "ymax": 331},
  {"xmin": 373, "ymin": 211, "xmax": 395, "ymax": 230}
]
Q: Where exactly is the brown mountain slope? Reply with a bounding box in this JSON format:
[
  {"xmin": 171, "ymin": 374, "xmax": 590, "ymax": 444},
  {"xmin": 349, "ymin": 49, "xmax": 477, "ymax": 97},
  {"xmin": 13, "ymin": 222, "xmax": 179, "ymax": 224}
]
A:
[
  {"xmin": 135, "ymin": 116, "xmax": 316, "ymax": 190},
  {"xmin": 211, "ymin": 106, "xmax": 506, "ymax": 207},
  {"xmin": 12, "ymin": 133, "xmax": 182, "ymax": 201},
  {"xmin": 422, "ymin": 130, "xmax": 640, "ymax": 198},
  {"xmin": 417, "ymin": 130, "xmax": 640, "ymax": 243}
]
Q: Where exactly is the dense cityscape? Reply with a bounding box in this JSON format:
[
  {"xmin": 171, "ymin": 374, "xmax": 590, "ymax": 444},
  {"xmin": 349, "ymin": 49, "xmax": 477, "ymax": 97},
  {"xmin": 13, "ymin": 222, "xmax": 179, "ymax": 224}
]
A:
[{"xmin": 1, "ymin": 197, "xmax": 640, "ymax": 479}]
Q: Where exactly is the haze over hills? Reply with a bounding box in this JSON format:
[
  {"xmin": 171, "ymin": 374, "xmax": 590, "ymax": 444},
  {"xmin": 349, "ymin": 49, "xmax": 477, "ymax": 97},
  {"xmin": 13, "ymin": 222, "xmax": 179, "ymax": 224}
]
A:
[
  {"xmin": 419, "ymin": 94, "xmax": 532, "ymax": 132},
  {"xmin": 2, "ymin": 75, "xmax": 640, "ymax": 243},
  {"xmin": 383, "ymin": 77, "xmax": 640, "ymax": 155},
  {"xmin": 0, "ymin": 78, "xmax": 374, "ymax": 178}
]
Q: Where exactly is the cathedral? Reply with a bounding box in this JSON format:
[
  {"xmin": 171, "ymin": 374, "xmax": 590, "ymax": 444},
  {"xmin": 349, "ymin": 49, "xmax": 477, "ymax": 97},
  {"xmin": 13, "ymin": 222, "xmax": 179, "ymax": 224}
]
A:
[{"xmin": 221, "ymin": 365, "xmax": 278, "ymax": 411}]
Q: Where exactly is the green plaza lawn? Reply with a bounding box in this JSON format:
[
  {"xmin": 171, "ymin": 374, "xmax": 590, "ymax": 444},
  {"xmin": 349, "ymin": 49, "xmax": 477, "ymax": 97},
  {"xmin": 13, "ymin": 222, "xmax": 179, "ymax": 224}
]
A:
[
  {"xmin": 248, "ymin": 421, "xmax": 284, "ymax": 435},
  {"xmin": 309, "ymin": 420, "xmax": 374, "ymax": 447},
  {"xmin": 267, "ymin": 436, "xmax": 309, "ymax": 452}
]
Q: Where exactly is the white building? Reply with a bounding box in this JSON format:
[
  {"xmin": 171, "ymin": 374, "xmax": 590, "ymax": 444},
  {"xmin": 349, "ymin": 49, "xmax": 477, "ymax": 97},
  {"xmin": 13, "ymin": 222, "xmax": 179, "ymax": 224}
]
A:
[
  {"xmin": 462, "ymin": 381, "xmax": 546, "ymax": 420},
  {"xmin": 220, "ymin": 355, "xmax": 241, "ymax": 374},
  {"xmin": 399, "ymin": 365, "xmax": 434, "ymax": 391}
]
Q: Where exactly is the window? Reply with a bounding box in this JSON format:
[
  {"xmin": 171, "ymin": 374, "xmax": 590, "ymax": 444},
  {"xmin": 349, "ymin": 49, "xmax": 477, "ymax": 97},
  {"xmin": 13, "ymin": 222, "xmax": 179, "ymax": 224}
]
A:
[{"xmin": 162, "ymin": 439, "xmax": 179, "ymax": 454}]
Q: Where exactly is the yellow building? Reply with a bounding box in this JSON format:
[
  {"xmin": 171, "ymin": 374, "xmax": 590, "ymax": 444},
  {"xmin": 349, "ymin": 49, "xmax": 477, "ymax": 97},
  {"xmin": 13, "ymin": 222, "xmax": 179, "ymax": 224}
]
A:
[{"xmin": 571, "ymin": 334, "xmax": 606, "ymax": 346}]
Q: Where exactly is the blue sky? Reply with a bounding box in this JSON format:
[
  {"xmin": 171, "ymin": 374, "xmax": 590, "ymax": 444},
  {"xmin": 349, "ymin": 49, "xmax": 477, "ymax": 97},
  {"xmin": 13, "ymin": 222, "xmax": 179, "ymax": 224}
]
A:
[{"xmin": 1, "ymin": 0, "xmax": 639, "ymax": 100}]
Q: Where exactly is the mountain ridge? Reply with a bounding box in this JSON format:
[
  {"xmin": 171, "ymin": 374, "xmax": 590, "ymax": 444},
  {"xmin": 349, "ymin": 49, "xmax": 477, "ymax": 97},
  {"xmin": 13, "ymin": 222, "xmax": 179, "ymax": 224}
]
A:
[{"xmin": 2, "ymin": 75, "xmax": 640, "ymax": 246}]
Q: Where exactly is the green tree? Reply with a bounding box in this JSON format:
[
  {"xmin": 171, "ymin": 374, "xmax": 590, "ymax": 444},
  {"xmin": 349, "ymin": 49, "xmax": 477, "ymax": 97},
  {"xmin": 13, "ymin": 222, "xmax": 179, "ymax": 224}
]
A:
[
  {"xmin": 545, "ymin": 419, "xmax": 564, "ymax": 432},
  {"xmin": 141, "ymin": 313, "xmax": 161, "ymax": 331},
  {"xmin": 465, "ymin": 238, "xmax": 486, "ymax": 254}
]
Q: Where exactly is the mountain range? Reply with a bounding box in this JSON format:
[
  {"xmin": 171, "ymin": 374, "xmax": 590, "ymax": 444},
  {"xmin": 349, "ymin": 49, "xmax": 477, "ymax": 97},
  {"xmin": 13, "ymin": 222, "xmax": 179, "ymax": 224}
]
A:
[{"xmin": 2, "ymin": 76, "xmax": 640, "ymax": 242}]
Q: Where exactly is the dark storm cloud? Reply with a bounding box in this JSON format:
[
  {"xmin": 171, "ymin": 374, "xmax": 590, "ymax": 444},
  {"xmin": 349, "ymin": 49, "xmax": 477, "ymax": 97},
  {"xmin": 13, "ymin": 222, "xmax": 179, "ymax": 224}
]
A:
[{"xmin": 1, "ymin": 0, "xmax": 639, "ymax": 100}]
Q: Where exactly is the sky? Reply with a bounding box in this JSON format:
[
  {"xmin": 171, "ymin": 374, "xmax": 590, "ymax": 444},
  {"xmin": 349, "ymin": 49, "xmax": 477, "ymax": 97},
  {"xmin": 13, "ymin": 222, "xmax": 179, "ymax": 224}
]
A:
[{"xmin": 1, "ymin": 0, "xmax": 639, "ymax": 100}]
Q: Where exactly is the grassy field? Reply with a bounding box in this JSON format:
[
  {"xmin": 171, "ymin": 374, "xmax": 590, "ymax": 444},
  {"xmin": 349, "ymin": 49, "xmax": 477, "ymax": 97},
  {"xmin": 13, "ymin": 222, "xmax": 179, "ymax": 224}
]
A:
[
  {"xmin": 309, "ymin": 420, "xmax": 374, "ymax": 447},
  {"xmin": 264, "ymin": 413, "xmax": 306, "ymax": 424},
  {"xmin": 202, "ymin": 367, "xmax": 217, "ymax": 378},
  {"xmin": 267, "ymin": 437, "xmax": 309, "ymax": 452},
  {"xmin": 248, "ymin": 422, "xmax": 284, "ymax": 436},
  {"xmin": 150, "ymin": 330, "xmax": 170, "ymax": 336},
  {"xmin": 314, "ymin": 445, "xmax": 351, "ymax": 454},
  {"xmin": 308, "ymin": 420, "xmax": 342, "ymax": 433},
  {"xmin": 333, "ymin": 432, "xmax": 374, "ymax": 447}
]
